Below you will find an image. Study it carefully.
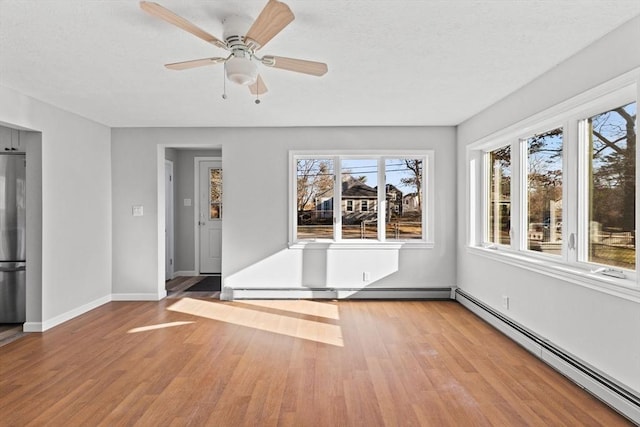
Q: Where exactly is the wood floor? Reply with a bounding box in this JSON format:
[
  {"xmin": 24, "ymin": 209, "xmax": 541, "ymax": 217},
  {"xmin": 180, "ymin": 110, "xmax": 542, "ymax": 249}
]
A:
[{"xmin": 0, "ymin": 298, "xmax": 632, "ymax": 426}]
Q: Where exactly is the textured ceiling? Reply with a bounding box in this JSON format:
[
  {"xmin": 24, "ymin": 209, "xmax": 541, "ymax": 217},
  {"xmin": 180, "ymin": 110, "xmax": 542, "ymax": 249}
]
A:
[{"xmin": 1, "ymin": 0, "xmax": 639, "ymax": 128}]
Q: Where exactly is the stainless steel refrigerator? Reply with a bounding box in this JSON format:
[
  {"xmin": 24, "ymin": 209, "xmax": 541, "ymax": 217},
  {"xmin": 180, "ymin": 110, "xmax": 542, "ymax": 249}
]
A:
[{"xmin": 0, "ymin": 153, "xmax": 26, "ymax": 323}]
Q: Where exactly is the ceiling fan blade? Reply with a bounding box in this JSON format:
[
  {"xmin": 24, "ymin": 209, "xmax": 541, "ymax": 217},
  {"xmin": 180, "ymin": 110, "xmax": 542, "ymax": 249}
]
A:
[
  {"xmin": 165, "ymin": 57, "xmax": 226, "ymax": 70},
  {"xmin": 244, "ymin": 0, "xmax": 294, "ymax": 50},
  {"xmin": 262, "ymin": 56, "xmax": 328, "ymax": 76},
  {"xmin": 248, "ymin": 75, "xmax": 268, "ymax": 95},
  {"xmin": 140, "ymin": 1, "xmax": 227, "ymax": 50}
]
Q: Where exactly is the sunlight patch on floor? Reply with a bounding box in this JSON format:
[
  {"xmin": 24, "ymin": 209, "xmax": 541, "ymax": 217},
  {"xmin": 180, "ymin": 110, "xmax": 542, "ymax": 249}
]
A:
[
  {"xmin": 168, "ymin": 298, "xmax": 344, "ymax": 347},
  {"xmin": 127, "ymin": 321, "xmax": 194, "ymax": 333},
  {"xmin": 238, "ymin": 299, "xmax": 340, "ymax": 320}
]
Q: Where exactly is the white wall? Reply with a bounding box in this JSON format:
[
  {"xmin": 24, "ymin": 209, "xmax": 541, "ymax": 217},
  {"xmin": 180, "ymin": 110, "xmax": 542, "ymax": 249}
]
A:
[
  {"xmin": 24, "ymin": 131, "xmax": 43, "ymax": 325},
  {"xmin": 0, "ymin": 85, "xmax": 112, "ymax": 331},
  {"xmin": 111, "ymin": 126, "xmax": 456, "ymax": 299},
  {"xmin": 457, "ymin": 16, "xmax": 640, "ymax": 392}
]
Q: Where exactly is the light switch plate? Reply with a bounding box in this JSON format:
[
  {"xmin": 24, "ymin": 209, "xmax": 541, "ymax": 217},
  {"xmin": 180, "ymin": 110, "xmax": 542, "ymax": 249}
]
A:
[
  {"xmin": 132, "ymin": 205, "xmax": 144, "ymax": 217},
  {"xmin": 184, "ymin": 198, "xmax": 192, "ymax": 207}
]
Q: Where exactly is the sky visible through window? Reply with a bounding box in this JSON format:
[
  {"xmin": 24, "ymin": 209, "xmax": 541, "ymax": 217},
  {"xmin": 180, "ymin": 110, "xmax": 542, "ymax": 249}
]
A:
[
  {"xmin": 592, "ymin": 102, "xmax": 636, "ymax": 169},
  {"xmin": 341, "ymin": 159, "xmax": 420, "ymax": 193}
]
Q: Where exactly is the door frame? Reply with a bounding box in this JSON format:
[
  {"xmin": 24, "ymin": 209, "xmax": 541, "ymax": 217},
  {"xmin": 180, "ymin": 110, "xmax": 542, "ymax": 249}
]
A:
[
  {"xmin": 165, "ymin": 159, "xmax": 174, "ymax": 280},
  {"xmin": 193, "ymin": 156, "xmax": 222, "ymax": 274}
]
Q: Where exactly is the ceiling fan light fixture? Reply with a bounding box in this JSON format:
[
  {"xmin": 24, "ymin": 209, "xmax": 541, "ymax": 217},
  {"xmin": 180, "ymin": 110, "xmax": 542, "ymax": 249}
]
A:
[{"xmin": 225, "ymin": 56, "xmax": 258, "ymax": 85}]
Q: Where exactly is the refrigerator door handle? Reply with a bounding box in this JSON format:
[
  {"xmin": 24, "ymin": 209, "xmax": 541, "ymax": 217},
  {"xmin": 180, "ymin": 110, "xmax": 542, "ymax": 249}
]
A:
[{"xmin": 0, "ymin": 265, "xmax": 26, "ymax": 272}]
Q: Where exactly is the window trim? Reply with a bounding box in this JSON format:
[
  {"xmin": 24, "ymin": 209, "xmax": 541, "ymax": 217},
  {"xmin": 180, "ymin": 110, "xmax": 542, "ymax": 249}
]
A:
[
  {"xmin": 483, "ymin": 142, "xmax": 513, "ymax": 249},
  {"xmin": 519, "ymin": 124, "xmax": 566, "ymax": 260},
  {"xmin": 290, "ymin": 150, "xmax": 435, "ymax": 248},
  {"xmin": 467, "ymin": 68, "xmax": 640, "ymax": 297}
]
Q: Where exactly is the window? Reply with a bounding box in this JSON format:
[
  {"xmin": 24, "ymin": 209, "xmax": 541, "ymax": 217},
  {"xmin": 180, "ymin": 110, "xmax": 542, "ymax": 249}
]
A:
[
  {"xmin": 469, "ymin": 82, "xmax": 638, "ymax": 291},
  {"xmin": 525, "ymin": 128, "xmax": 563, "ymax": 255},
  {"xmin": 487, "ymin": 145, "xmax": 511, "ymax": 246},
  {"xmin": 586, "ymin": 102, "xmax": 636, "ymax": 270},
  {"xmin": 346, "ymin": 200, "xmax": 353, "ymax": 212},
  {"xmin": 296, "ymin": 159, "xmax": 334, "ymax": 240},
  {"xmin": 292, "ymin": 152, "xmax": 433, "ymax": 245},
  {"xmin": 209, "ymin": 168, "xmax": 222, "ymax": 219},
  {"xmin": 385, "ymin": 158, "xmax": 423, "ymax": 239},
  {"xmin": 341, "ymin": 158, "xmax": 377, "ymax": 239}
]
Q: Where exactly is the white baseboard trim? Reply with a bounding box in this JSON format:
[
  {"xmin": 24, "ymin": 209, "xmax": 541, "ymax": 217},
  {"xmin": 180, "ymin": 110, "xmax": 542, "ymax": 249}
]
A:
[
  {"xmin": 456, "ymin": 289, "xmax": 640, "ymax": 424},
  {"xmin": 22, "ymin": 322, "xmax": 42, "ymax": 333},
  {"xmin": 111, "ymin": 293, "xmax": 164, "ymax": 301},
  {"xmin": 173, "ymin": 270, "xmax": 197, "ymax": 278},
  {"xmin": 226, "ymin": 287, "xmax": 453, "ymax": 300},
  {"xmin": 23, "ymin": 294, "xmax": 111, "ymax": 333}
]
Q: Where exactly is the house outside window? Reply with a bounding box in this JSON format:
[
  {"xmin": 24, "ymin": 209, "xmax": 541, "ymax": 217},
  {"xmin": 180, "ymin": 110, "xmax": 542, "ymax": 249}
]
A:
[{"xmin": 292, "ymin": 151, "xmax": 434, "ymax": 245}]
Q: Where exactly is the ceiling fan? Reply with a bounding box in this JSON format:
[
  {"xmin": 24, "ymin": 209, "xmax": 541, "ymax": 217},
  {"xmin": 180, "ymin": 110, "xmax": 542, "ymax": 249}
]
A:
[{"xmin": 139, "ymin": 0, "xmax": 328, "ymax": 99}]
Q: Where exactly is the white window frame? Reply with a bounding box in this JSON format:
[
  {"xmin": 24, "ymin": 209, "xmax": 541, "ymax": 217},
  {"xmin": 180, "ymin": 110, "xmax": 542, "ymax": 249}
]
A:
[
  {"xmin": 290, "ymin": 150, "xmax": 435, "ymax": 248},
  {"xmin": 482, "ymin": 142, "xmax": 513, "ymax": 249},
  {"xmin": 518, "ymin": 122, "xmax": 566, "ymax": 262},
  {"xmin": 467, "ymin": 70, "xmax": 640, "ymax": 300}
]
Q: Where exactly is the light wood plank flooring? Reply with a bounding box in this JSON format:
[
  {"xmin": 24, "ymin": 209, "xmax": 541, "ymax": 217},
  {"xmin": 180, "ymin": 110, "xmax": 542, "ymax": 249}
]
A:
[{"xmin": 0, "ymin": 298, "xmax": 632, "ymax": 426}]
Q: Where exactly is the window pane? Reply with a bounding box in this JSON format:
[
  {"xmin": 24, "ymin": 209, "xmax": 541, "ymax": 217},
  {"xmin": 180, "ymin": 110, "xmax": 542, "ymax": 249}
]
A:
[
  {"xmin": 385, "ymin": 159, "xmax": 423, "ymax": 239},
  {"xmin": 296, "ymin": 159, "xmax": 334, "ymax": 239},
  {"xmin": 346, "ymin": 200, "xmax": 353, "ymax": 212},
  {"xmin": 209, "ymin": 168, "xmax": 222, "ymax": 219},
  {"xmin": 488, "ymin": 145, "xmax": 511, "ymax": 245},
  {"xmin": 526, "ymin": 129, "xmax": 563, "ymax": 255},
  {"xmin": 342, "ymin": 159, "xmax": 378, "ymax": 239},
  {"xmin": 588, "ymin": 102, "xmax": 636, "ymax": 270}
]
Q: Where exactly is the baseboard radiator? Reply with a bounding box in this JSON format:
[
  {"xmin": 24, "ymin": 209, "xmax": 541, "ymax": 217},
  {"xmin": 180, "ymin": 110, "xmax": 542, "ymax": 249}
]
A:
[
  {"xmin": 456, "ymin": 289, "xmax": 640, "ymax": 424},
  {"xmin": 227, "ymin": 287, "xmax": 452, "ymax": 300}
]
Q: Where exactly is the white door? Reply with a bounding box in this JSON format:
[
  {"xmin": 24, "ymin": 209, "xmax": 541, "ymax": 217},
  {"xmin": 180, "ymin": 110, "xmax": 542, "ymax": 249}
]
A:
[
  {"xmin": 199, "ymin": 160, "xmax": 222, "ymax": 273},
  {"xmin": 165, "ymin": 160, "xmax": 174, "ymax": 280}
]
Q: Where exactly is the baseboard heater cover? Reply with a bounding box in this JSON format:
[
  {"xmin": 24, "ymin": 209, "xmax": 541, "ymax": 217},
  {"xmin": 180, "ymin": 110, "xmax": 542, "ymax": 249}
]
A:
[
  {"xmin": 455, "ymin": 289, "xmax": 640, "ymax": 424},
  {"xmin": 228, "ymin": 287, "xmax": 452, "ymax": 300}
]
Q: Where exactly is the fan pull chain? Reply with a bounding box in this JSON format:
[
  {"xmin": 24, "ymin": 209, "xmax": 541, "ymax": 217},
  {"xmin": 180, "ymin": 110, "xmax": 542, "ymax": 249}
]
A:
[
  {"xmin": 221, "ymin": 62, "xmax": 227, "ymax": 100},
  {"xmin": 255, "ymin": 78, "xmax": 261, "ymax": 104}
]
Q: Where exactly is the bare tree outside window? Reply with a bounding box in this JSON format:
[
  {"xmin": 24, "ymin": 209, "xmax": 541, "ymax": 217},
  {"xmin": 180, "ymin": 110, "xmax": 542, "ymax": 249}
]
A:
[
  {"xmin": 293, "ymin": 154, "xmax": 432, "ymax": 243},
  {"xmin": 526, "ymin": 128, "xmax": 563, "ymax": 255},
  {"xmin": 386, "ymin": 159, "xmax": 423, "ymax": 239},
  {"xmin": 296, "ymin": 159, "xmax": 334, "ymax": 239},
  {"xmin": 488, "ymin": 145, "xmax": 511, "ymax": 245},
  {"xmin": 209, "ymin": 168, "xmax": 222, "ymax": 219},
  {"xmin": 588, "ymin": 102, "xmax": 636, "ymax": 270}
]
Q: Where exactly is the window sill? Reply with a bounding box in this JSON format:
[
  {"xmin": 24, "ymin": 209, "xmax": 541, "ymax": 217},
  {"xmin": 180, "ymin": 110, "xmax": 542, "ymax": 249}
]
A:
[
  {"xmin": 466, "ymin": 246, "xmax": 640, "ymax": 303},
  {"xmin": 289, "ymin": 241, "xmax": 434, "ymax": 250}
]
